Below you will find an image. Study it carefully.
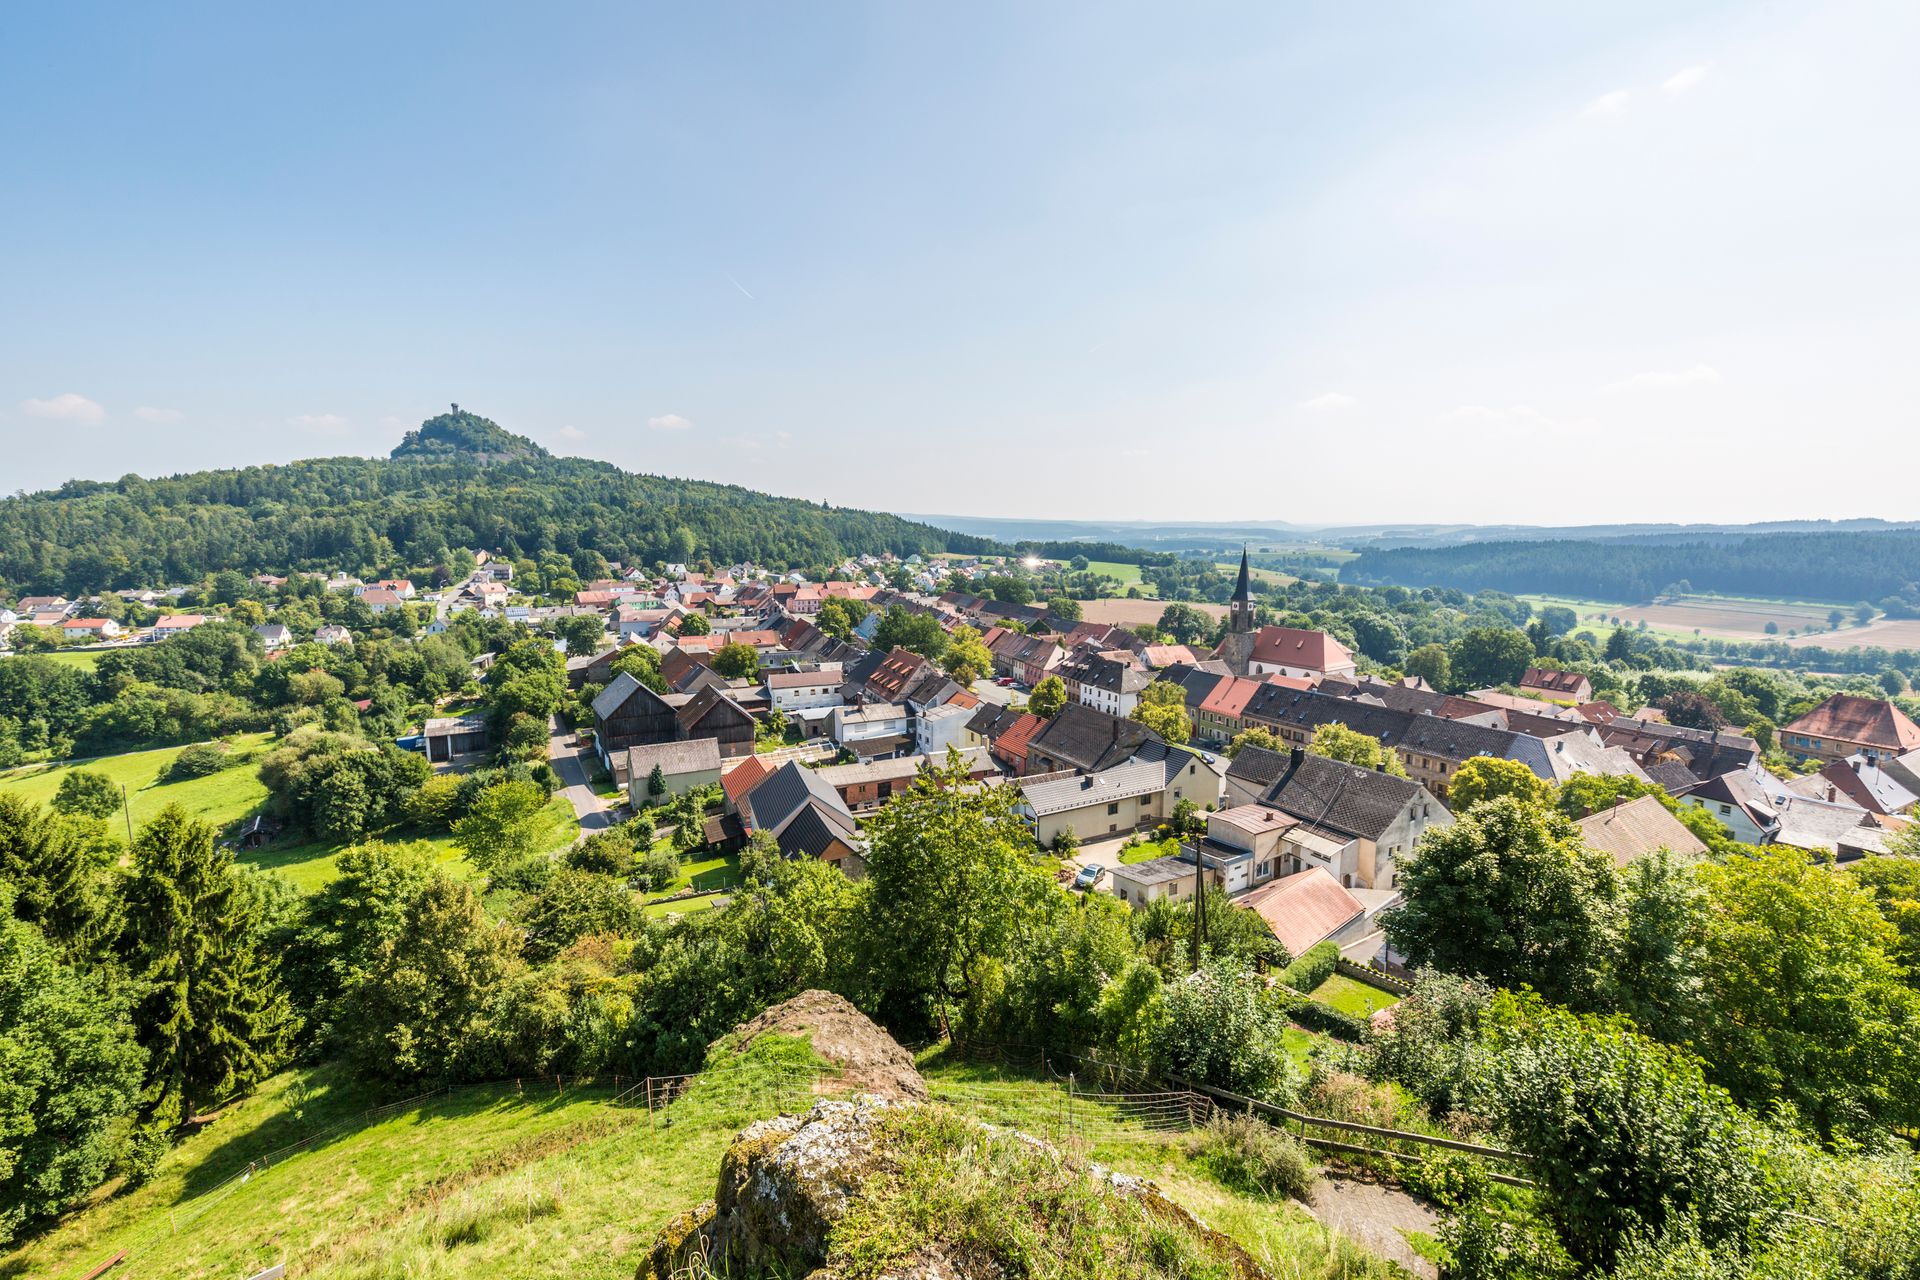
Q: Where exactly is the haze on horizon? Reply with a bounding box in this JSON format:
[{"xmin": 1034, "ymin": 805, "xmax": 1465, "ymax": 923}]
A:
[{"xmin": 4, "ymin": 1, "xmax": 1916, "ymax": 526}]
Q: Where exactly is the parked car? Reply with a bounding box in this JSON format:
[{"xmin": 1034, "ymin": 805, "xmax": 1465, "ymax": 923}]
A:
[
  {"xmin": 996, "ymin": 676, "xmax": 1016, "ymax": 686},
  {"xmin": 1072, "ymin": 863, "xmax": 1104, "ymax": 890}
]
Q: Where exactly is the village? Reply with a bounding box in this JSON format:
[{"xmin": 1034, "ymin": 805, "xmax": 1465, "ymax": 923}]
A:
[{"xmin": 14, "ymin": 543, "xmax": 1913, "ymax": 973}]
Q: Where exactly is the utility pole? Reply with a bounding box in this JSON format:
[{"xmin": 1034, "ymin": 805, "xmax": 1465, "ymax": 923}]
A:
[{"xmin": 1189, "ymin": 848, "xmax": 1207, "ymax": 971}]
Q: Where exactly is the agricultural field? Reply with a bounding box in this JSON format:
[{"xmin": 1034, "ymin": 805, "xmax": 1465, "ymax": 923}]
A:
[
  {"xmin": 1785, "ymin": 616, "xmax": 1920, "ymax": 650},
  {"xmin": 1079, "ymin": 597, "xmax": 1227, "ymax": 629},
  {"xmin": 1083, "ymin": 559, "xmax": 1148, "ymax": 588},
  {"xmin": 1215, "ymin": 560, "xmax": 1299, "ymax": 587},
  {"xmin": 1523, "ymin": 593, "xmax": 1864, "ymax": 644}
]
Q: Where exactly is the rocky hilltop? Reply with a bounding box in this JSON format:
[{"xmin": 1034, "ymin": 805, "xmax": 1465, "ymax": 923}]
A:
[{"xmin": 639, "ymin": 991, "xmax": 1275, "ymax": 1280}]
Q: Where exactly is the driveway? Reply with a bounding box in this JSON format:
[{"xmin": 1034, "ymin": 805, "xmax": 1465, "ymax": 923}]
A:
[
  {"xmin": 547, "ymin": 715, "xmax": 618, "ymax": 836},
  {"xmin": 1057, "ymin": 832, "xmax": 1142, "ymax": 893}
]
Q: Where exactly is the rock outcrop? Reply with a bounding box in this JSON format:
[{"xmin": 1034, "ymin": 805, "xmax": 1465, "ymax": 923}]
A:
[{"xmin": 726, "ymin": 989, "xmax": 928, "ymax": 1102}]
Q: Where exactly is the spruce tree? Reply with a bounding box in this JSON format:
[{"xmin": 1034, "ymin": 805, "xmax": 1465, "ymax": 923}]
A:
[
  {"xmin": 123, "ymin": 806, "xmax": 293, "ymax": 1125},
  {"xmin": 0, "ymin": 793, "xmax": 118, "ymax": 959}
]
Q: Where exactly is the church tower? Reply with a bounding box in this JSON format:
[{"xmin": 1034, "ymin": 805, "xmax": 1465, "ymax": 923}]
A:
[{"xmin": 1229, "ymin": 545, "xmax": 1254, "ymax": 635}]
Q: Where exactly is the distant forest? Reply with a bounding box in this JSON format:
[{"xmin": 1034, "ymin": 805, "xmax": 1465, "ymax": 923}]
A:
[
  {"xmin": 0, "ymin": 412, "xmax": 999, "ymax": 595},
  {"xmin": 1345, "ymin": 530, "xmax": 1920, "ymax": 606}
]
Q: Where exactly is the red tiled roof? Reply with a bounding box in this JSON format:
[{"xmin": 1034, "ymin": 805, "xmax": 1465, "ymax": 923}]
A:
[
  {"xmin": 948, "ymin": 688, "xmax": 981, "ymax": 709},
  {"xmin": 994, "ymin": 712, "xmax": 1046, "ymax": 767},
  {"xmin": 1520, "ymin": 668, "xmax": 1588, "ymax": 696},
  {"xmin": 1238, "ymin": 868, "xmax": 1366, "ymax": 957},
  {"xmin": 1247, "ymin": 627, "xmax": 1353, "ymax": 673},
  {"xmin": 1199, "ymin": 676, "xmax": 1264, "ymax": 719},
  {"xmin": 1784, "ymin": 694, "xmax": 1920, "ymax": 752},
  {"xmin": 721, "ymin": 755, "xmax": 773, "ymax": 808}
]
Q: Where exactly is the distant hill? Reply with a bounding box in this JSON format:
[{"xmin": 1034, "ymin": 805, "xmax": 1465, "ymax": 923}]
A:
[
  {"xmin": 0, "ymin": 411, "xmax": 995, "ymax": 595},
  {"xmin": 390, "ymin": 406, "xmax": 549, "ymax": 463},
  {"xmin": 1345, "ymin": 529, "xmax": 1920, "ymax": 605}
]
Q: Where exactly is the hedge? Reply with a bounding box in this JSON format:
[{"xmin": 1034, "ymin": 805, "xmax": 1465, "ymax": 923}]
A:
[{"xmin": 1280, "ymin": 941, "xmax": 1341, "ymax": 995}]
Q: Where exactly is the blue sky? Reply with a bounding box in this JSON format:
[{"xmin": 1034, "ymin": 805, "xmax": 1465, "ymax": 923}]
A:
[{"xmin": 4, "ymin": 1, "xmax": 1915, "ymax": 524}]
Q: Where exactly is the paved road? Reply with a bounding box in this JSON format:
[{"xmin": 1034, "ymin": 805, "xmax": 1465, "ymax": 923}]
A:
[{"xmin": 547, "ymin": 715, "xmax": 618, "ymax": 836}]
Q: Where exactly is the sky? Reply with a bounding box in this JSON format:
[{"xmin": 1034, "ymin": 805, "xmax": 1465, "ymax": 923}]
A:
[{"xmin": 3, "ymin": 1, "xmax": 1917, "ymax": 525}]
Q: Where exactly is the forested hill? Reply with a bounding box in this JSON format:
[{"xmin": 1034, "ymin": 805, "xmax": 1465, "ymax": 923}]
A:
[
  {"xmin": 1345, "ymin": 529, "xmax": 1920, "ymax": 604},
  {"xmin": 0, "ymin": 411, "xmax": 994, "ymax": 594}
]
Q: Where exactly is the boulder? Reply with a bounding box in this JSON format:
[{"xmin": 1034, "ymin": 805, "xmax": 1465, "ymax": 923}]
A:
[{"xmin": 727, "ymin": 989, "xmax": 927, "ymax": 1102}]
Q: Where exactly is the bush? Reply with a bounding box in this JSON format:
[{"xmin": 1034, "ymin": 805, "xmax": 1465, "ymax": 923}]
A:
[
  {"xmin": 1280, "ymin": 941, "xmax": 1340, "ymax": 994},
  {"xmin": 166, "ymin": 742, "xmax": 231, "ymax": 781},
  {"xmin": 636, "ymin": 844, "xmax": 681, "ymax": 892},
  {"xmin": 566, "ymin": 826, "xmax": 637, "ymax": 877},
  {"xmin": 1187, "ymin": 1111, "xmax": 1317, "ymax": 1203},
  {"xmin": 1289, "ymin": 997, "xmax": 1371, "ymax": 1042}
]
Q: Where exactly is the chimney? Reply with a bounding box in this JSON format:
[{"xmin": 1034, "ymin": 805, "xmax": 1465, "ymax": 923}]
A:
[
  {"xmin": 1374, "ymin": 761, "xmax": 1386, "ymax": 772},
  {"xmin": 1288, "ymin": 746, "xmax": 1306, "ymax": 769}
]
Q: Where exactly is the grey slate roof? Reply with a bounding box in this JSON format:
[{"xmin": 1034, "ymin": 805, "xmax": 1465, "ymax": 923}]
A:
[
  {"xmin": 1259, "ymin": 750, "xmax": 1431, "ymax": 844},
  {"xmin": 626, "ymin": 737, "xmax": 723, "ymax": 779},
  {"xmin": 1225, "ymin": 744, "xmax": 1290, "ymax": 791},
  {"xmin": 1026, "ymin": 703, "xmax": 1161, "ymax": 773},
  {"xmin": 1020, "ymin": 759, "xmax": 1169, "ymax": 816},
  {"xmin": 746, "ymin": 760, "xmax": 857, "ymax": 834},
  {"xmin": 1243, "ymin": 687, "xmax": 1553, "ymax": 778},
  {"xmin": 590, "ymin": 671, "xmax": 647, "ymax": 721}
]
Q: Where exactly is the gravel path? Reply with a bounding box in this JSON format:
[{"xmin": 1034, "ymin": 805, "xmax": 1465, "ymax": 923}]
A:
[{"xmin": 1307, "ymin": 1174, "xmax": 1439, "ymax": 1279}]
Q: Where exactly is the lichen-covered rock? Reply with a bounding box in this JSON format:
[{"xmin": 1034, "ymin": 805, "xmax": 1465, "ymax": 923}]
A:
[
  {"xmin": 638, "ymin": 1097, "xmax": 894, "ymax": 1280},
  {"xmin": 726, "ymin": 990, "xmax": 928, "ymax": 1101}
]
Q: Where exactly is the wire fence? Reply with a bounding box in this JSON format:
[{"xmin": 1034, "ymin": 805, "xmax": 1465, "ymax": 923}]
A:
[{"xmin": 934, "ymin": 1039, "xmax": 1536, "ymax": 1187}]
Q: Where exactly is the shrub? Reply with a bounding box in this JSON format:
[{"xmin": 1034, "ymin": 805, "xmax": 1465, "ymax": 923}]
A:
[
  {"xmin": 1187, "ymin": 1111, "xmax": 1317, "ymax": 1203},
  {"xmin": 1290, "ymin": 998, "xmax": 1371, "ymax": 1042},
  {"xmin": 566, "ymin": 826, "xmax": 636, "ymax": 877},
  {"xmin": 1281, "ymin": 941, "xmax": 1340, "ymax": 994},
  {"xmin": 636, "ymin": 844, "xmax": 681, "ymax": 892},
  {"xmin": 166, "ymin": 742, "xmax": 231, "ymax": 781}
]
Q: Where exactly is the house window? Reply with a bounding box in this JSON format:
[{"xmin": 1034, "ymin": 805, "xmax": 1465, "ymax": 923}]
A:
[
  {"xmin": 1107, "ymin": 802, "xmax": 1120, "ymax": 815},
  {"xmin": 1719, "ymin": 804, "xmax": 1731, "ymax": 816}
]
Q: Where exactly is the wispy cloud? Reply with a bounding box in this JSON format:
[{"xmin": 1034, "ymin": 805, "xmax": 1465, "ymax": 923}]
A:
[
  {"xmin": 1297, "ymin": 392, "xmax": 1357, "ymax": 413},
  {"xmin": 1437, "ymin": 403, "xmax": 1557, "ymax": 431},
  {"xmin": 1582, "ymin": 89, "xmax": 1632, "ymax": 119},
  {"xmin": 20, "ymin": 393, "xmax": 105, "ymax": 424},
  {"xmin": 289, "ymin": 412, "xmax": 349, "ymax": 432},
  {"xmin": 1662, "ymin": 65, "xmax": 1711, "ymax": 97},
  {"xmin": 556, "ymin": 424, "xmax": 587, "ymax": 442},
  {"xmin": 647, "ymin": 413, "xmax": 693, "ymax": 431},
  {"xmin": 1604, "ymin": 364, "xmax": 1722, "ymax": 392},
  {"xmin": 133, "ymin": 405, "xmax": 184, "ymax": 424}
]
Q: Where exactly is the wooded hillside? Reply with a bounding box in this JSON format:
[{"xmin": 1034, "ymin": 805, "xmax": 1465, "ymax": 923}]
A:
[{"xmin": 0, "ymin": 411, "xmax": 993, "ymax": 594}]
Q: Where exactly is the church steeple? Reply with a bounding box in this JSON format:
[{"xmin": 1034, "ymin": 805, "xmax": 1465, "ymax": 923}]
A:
[{"xmin": 1230, "ymin": 545, "xmax": 1254, "ymax": 634}]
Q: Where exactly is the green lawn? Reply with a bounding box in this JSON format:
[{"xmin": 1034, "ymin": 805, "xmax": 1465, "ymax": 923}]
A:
[
  {"xmin": 1117, "ymin": 836, "xmax": 1181, "ymax": 865},
  {"xmin": 0, "ymin": 733, "xmax": 274, "ymax": 834},
  {"xmin": 40, "ymin": 647, "xmax": 107, "ymax": 671},
  {"xmin": 249, "ymin": 795, "xmax": 579, "ymax": 894},
  {"xmin": 1311, "ymin": 974, "xmax": 1401, "ymax": 1019},
  {"xmin": 0, "ymin": 739, "xmax": 578, "ymax": 894},
  {"xmin": 647, "ymin": 844, "xmax": 742, "ymax": 895}
]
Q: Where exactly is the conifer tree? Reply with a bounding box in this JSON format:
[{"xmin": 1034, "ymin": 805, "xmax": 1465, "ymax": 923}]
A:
[{"xmin": 123, "ymin": 806, "xmax": 293, "ymax": 1125}]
